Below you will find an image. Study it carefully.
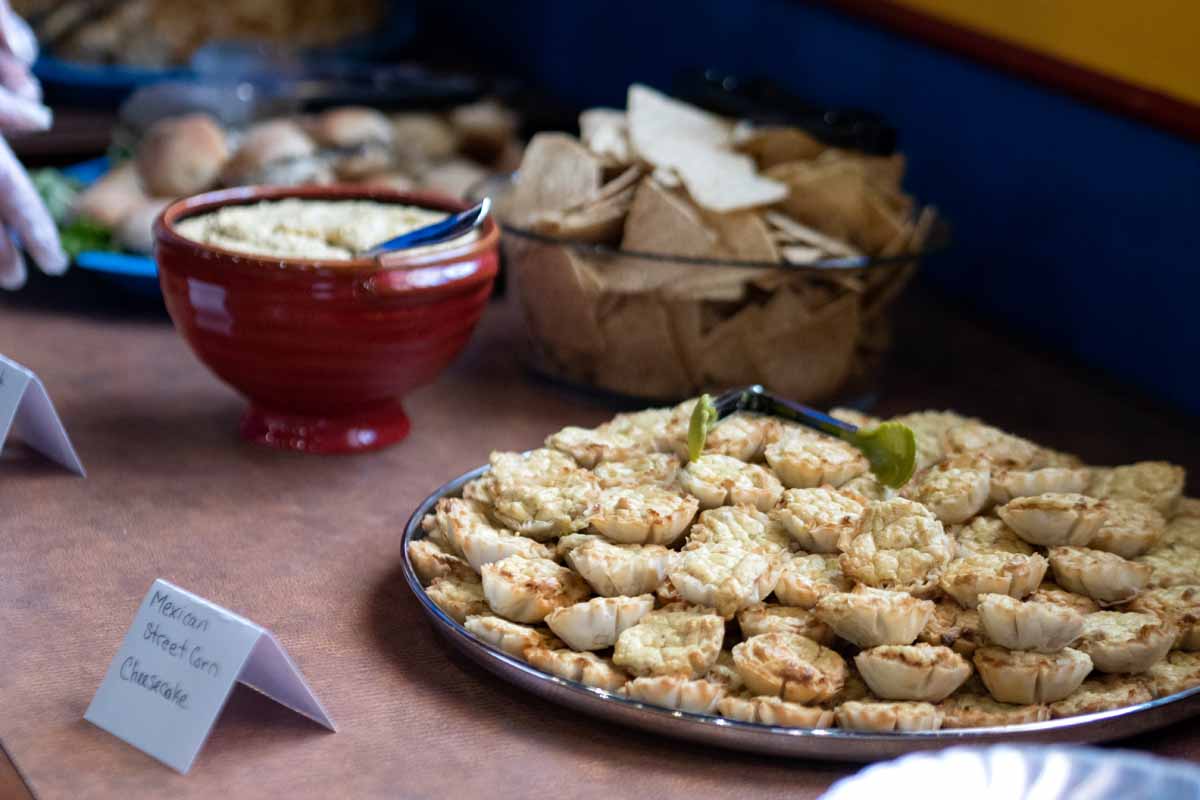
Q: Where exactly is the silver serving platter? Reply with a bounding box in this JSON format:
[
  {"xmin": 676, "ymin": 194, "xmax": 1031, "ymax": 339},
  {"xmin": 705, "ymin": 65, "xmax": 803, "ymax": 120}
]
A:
[{"xmin": 402, "ymin": 464, "xmax": 1200, "ymax": 762}]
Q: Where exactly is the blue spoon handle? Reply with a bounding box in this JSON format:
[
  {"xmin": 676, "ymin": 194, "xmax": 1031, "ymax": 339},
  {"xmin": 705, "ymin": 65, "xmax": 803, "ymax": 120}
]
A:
[{"xmin": 364, "ymin": 197, "xmax": 490, "ymax": 256}]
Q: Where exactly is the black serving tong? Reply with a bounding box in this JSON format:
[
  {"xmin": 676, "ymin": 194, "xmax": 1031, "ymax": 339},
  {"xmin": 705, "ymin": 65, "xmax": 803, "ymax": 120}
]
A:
[
  {"xmin": 187, "ymin": 44, "xmax": 487, "ymax": 112},
  {"xmin": 689, "ymin": 385, "xmax": 916, "ymax": 488},
  {"xmin": 674, "ymin": 68, "xmax": 898, "ymax": 156}
]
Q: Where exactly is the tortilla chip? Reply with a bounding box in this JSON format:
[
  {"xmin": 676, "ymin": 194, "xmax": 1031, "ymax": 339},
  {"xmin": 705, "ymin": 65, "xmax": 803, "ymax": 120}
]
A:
[
  {"xmin": 662, "ymin": 301, "xmax": 706, "ymax": 388},
  {"xmin": 652, "ymin": 166, "xmax": 682, "ymax": 188},
  {"xmin": 704, "ymin": 211, "xmax": 779, "ymax": 262},
  {"xmin": 779, "ymin": 244, "xmax": 825, "ymax": 265},
  {"xmin": 530, "ymin": 163, "xmax": 645, "ymax": 243},
  {"xmin": 870, "ymin": 153, "xmax": 907, "ymax": 190},
  {"xmin": 508, "ymin": 238, "xmax": 606, "ymax": 368},
  {"xmin": 824, "ymin": 282, "xmax": 860, "ymax": 311},
  {"xmin": 817, "ymin": 149, "xmax": 912, "ymax": 221},
  {"xmin": 587, "ymin": 254, "xmax": 661, "ymax": 294},
  {"xmin": 509, "ymin": 133, "xmax": 602, "ymax": 226},
  {"xmin": 816, "ymin": 149, "xmax": 907, "ymax": 194},
  {"xmin": 764, "ymin": 210, "xmax": 861, "ymax": 258},
  {"xmin": 626, "ymin": 85, "xmax": 783, "ymax": 213},
  {"xmin": 745, "ymin": 275, "xmax": 849, "ymax": 306},
  {"xmin": 621, "ymin": 178, "xmax": 717, "ymax": 258},
  {"xmin": 824, "ymin": 273, "xmax": 868, "ymax": 298},
  {"xmin": 627, "ymin": 84, "xmax": 732, "ymax": 166},
  {"xmin": 591, "ymin": 254, "xmax": 757, "ymax": 302},
  {"xmin": 741, "ymin": 291, "xmax": 859, "ymax": 402},
  {"xmin": 734, "ymin": 125, "xmax": 825, "ymax": 168},
  {"xmin": 592, "ymin": 165, "xmax": 643, "ymax": 203},
  {"xmin": 667, "ymin": 301, "xmax": 761, "ymax": 390},
  {"xmin": 878, "ymin": 221, "xmax": 912, "ymax": 259},
  {"xmin": 580, "ymin": 108, "xmax": 632, "ymax": 166},
  {"xmin": 670, "ymin": 141, "xmax": 788, "ymax": 213},
  {"xmin": 585, "ymin": 256, "xmax": 672, "ymax": 293},
  {"xmin": 858, "ymin": 190, "xmax": 908, "ymax": 254},
  {"xmin": 663, "ymin": 268, "xmax": 766, "ymax": 303},
  {"xmin": 529, "ymin": 184, "xmax": 635, "ymax": 243},
  {"xmin": 768, "ymin": 159, "xmax": 891, "ymax": 251},
  {"xmin": 600, "ymin": 177, "xmax": 720, "ymax": 293},
  {"xmin": 596, "ymin": 181, "xmax": 773, "ymax": 300},
  {"xmin": 751, "ymin": 270, "xmax": 798, "ymax": 294},
  {"xmin": 767, "ymin": 160, "xmax": 863, "ymax": 232},
  {"xmin": 661, "ymin": 231, "xmax": 779, "ymax": 301},
  {"xmin": 595, "ymin": 294, "xmax": 693, "ymax": 399}
]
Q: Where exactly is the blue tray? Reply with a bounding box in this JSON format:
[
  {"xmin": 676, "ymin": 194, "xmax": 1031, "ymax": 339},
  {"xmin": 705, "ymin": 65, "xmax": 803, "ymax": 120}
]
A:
[
  {"xmin": 36, "ymin": 55, "xmax": 191, "ymax": 108},
  {"xmin": 62, "ymin": 157, "xmax": 161, "ymax": 296}
]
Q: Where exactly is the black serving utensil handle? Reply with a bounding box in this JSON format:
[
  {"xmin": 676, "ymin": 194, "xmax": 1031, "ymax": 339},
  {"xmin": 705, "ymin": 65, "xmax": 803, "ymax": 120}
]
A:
[
  {"xmin": 708, "ymin": 384, "xmax": 856, "ymax": 437},
  {"xmin": 690, "ymin": 385, "xmax": 916, "ymax": 488},
  {"xmin": 673, "ymin": 68, "xmax": 898, "ymax": 156}
]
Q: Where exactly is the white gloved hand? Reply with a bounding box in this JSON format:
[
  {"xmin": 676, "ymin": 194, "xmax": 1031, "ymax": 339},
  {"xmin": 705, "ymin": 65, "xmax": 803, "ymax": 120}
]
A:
[{"xmin": 0, "ymin": 0, "xmax": 66, "ymax": 290}]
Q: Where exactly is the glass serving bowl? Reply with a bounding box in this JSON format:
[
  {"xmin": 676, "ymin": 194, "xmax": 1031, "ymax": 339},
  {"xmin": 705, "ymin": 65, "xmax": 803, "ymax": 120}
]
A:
[{"xmin": 472, "ymin": 172, "xmax": 948, "ymax": 404}]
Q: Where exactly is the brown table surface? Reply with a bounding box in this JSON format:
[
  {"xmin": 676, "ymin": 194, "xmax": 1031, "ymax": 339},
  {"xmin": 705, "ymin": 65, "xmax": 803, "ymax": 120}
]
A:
[{"xmin": 1, "ymin": 274, "xmax": 1197, "ymax": 800}]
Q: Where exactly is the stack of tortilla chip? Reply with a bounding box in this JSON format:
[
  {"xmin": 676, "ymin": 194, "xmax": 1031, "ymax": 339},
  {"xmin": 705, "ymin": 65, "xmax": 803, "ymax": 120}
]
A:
[{"xmin": 503, "ymin": 84, "xmax": 936, "ymax": 401}]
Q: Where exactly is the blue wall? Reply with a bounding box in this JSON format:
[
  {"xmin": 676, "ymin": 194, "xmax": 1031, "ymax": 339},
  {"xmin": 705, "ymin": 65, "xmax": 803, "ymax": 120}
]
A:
[{"xmin": 424, "ymin": 0, "xmax": 1200, "ymax": 414}]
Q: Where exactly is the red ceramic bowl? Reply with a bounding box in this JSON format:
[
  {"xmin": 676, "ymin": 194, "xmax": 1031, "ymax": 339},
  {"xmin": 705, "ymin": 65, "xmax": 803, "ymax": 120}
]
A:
[{"xmin": 154, "ymin": 185, "xmax": 499, "ymax": 454}]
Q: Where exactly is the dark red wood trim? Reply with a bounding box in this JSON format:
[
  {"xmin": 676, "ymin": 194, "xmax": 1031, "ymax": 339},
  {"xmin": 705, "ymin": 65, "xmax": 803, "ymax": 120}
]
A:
[{"xmin": 817, "ymin": 0, "xmax": 1200, "ymax": 142}]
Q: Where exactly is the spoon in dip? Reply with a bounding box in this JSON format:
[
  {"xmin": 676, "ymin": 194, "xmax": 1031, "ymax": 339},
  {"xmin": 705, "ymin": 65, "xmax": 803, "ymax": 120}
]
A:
[{"xmin": 364, "ymin": 197, "xmax": 491, "ymax": 257}]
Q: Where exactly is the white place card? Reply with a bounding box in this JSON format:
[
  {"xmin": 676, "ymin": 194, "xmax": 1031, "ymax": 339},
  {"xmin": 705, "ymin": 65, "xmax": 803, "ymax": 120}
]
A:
[
  {"xmin": 0, "ymin": 353, "xmax": 84, "ymax": 475},
  {"xmin": 85, "ymin": 579, "xmax": 335, "ymax": 774}
]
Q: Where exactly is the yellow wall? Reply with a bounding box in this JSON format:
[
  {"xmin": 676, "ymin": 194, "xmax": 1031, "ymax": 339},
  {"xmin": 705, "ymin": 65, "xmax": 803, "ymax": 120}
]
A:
[{"xmin": 889, "ymin": 0, "xmax": 1200, "ymax": 106}]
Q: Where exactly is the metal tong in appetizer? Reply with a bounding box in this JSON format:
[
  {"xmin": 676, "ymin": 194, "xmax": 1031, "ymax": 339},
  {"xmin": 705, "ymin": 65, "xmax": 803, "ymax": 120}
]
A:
[{"xmin": 688, "ymin": 385, "xmax": 916, "ymax": 488}]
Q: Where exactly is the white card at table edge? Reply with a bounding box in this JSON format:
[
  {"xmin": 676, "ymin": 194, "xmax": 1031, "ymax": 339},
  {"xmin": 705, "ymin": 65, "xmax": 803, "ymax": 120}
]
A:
[
  {"xmin": 85, "ymin": 579, "xmax": 334, "ymax": 774},
  {"xmin": 0, "ymin": 354, "xmax": 84, "ymax": 475}
]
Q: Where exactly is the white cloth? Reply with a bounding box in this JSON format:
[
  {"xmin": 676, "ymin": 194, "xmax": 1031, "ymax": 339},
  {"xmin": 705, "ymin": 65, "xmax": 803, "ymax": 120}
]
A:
[{"xmin": 0, "ymin": 1, "xmax": 65, "ymax": 290}]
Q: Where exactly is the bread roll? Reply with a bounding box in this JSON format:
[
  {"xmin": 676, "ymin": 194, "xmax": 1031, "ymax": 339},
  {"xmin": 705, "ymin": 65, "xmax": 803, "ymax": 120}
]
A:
[
  {"xmin": 354, "ymin": 171, "xmax": 416, "ymax": 191},
  {"xmin": 72, "ymin": 161, "xmax": 146, "ymax": 227},
  {"xmin": 391, "ymin": 112, "xmax": 458, "ymax": 162},
  {"xmin": 115, "ymin": 197, "xmax": 172, "ymax": 255},
  {"xmin": 333, "ymin": 146, "xmax": 394, "ymax": 180},
  {"xmin": 219, "ymin": 119, "xmax": 318, "ymax": 186},
  {"xmin": 450, "ymin": 99, "xmax": 517, "ymax": 163},
  {"xmin": 136, "ymin": 113, "xmax": 228, "ymax": 196},
  {"xmin": 307, "ymin": 106, "xmax": 392, "ymax": 148}
]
